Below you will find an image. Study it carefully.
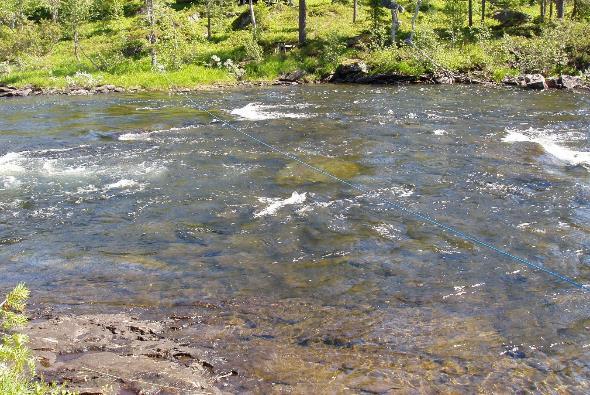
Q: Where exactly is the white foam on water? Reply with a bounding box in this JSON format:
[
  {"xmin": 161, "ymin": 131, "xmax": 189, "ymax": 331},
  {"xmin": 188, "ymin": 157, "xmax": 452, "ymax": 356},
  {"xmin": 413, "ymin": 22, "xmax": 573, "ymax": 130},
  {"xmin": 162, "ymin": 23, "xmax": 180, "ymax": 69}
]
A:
[
  {"xmin": 503, "ymin": 128, "xmax": 590, "ymax": 167},
  {"xmin": 118, "ymin": 125, "xmax": 198, "ymax": 141},
  {"xmin": 433, "ymin": 129, "xmax": 447, "ymax": 135},
  {"xmin": 105, "ymin": 179, "xmax": 140, "ymax": 190},
  {"xmin": 231, "ymin": 103, "xmax": 311, "ymax": 121},
  {"xmin": 119, "ymin": 132, "xmax": 153, "ymax": 141},
  {"xmin": 1, "ymin": 176, "xmax": 21, "ymax": 189},
  {"xmin": 254, "ymin": 191, "xmax": 307, "ymax": 218},
  {"xmin": 0, "ymin": 152, "xmax": 27, "ymax": 175}
]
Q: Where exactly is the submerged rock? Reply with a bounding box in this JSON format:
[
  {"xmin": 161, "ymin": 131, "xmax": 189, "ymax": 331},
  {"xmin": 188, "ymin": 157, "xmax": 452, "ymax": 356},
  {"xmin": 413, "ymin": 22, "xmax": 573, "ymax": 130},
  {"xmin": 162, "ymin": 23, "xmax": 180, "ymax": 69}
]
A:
[{"xmin": 276, "ymin": 157, "xmax": 363, "ymax": 186}]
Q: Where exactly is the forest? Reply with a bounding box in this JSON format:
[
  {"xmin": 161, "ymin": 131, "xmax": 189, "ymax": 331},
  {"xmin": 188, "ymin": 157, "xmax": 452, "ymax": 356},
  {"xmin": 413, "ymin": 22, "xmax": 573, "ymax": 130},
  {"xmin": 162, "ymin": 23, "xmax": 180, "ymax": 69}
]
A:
[{"xmin": 0, "ymin": 0, "xmax": 589, "ymax": 90}]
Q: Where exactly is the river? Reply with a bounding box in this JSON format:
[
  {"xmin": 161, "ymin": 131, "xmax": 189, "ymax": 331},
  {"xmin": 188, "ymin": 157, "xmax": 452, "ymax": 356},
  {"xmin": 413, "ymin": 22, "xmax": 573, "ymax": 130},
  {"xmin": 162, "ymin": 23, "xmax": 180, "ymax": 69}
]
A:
[{"xmin": 1, "ymin": 84, "xmax": 589, "ymax": 391}]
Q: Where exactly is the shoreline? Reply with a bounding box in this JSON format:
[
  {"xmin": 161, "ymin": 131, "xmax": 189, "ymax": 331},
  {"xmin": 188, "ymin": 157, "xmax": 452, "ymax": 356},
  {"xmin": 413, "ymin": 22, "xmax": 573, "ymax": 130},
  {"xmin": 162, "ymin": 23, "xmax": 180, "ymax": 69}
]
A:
[{"xmin": 1, "ymin": 70, "xmax": 588, "ymax": 99}]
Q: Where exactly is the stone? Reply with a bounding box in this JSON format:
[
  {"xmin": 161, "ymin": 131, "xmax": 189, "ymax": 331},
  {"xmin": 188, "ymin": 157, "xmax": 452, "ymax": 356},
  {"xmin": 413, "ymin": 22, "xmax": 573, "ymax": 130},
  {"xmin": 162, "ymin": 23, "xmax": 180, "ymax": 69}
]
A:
[
  {"xmin": 559, "ymin": 75, "xmax": 582, "ymax": 89},
  {"xmin": 522, "ymin": 74, "xmax": 547, "ymax": 90},
  {"xmin": 279, "ymin": 69, "xmax": 306, "ymax": 82},
  {"xmin": 232, "ymin": 9, "xmax": 254, "ymax": 30},
  {"xmin": 493, "ymin": 10, "xmax": 530, "ymax": 27},
  {"xmin": 330, "ymin": 60, "xmax": 369, "ymax": 83},
  {"xmin": 435, "ymin": 74, "xmax": 455, "ymax": 84}
]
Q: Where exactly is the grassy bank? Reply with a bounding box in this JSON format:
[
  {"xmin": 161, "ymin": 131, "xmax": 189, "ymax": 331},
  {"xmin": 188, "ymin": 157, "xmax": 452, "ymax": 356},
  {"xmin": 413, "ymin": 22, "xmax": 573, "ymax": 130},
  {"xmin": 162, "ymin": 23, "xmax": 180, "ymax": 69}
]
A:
[{"xmin": 0, "ymin": 0, "xmax": 589, "ymax": 90}]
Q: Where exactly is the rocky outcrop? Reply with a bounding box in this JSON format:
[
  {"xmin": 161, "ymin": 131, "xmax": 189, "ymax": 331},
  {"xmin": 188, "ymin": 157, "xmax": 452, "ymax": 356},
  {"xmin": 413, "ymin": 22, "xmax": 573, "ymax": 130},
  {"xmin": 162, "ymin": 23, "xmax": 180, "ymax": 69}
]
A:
[
  {"xmin": 279, "ymin": 69, "xmax": 307, "ymax": 83},
  {"xmin": 0, "ymin": 85, "xmax": 35, "ymax": 97},
  {"xmin": 547, "ymin": 75, "xmax": 583, "ymax": 89},
  {"xmin": 502, "ymin": 74, "xmax": 547, "ymax": 90},
  {"xmin": 26, "ymin": 312, "xmax": 233, "ymax": 394},
  {"xmin": 330, "ymin": 60, "xmax": 369, "ymax": 82}
]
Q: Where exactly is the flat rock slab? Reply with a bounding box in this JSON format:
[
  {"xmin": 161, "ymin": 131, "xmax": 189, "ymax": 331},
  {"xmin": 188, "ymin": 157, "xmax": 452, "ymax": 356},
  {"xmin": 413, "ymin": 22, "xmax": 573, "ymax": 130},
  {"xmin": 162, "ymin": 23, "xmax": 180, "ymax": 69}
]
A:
[{"xmin": 26, "ymin": 313, "xmax": 230, "ymax": 394}]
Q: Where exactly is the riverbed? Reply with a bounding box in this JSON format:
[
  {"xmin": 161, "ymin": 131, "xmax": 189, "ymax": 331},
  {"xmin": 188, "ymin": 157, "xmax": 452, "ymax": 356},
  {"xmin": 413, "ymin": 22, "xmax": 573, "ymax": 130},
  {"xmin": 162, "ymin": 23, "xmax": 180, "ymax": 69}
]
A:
[{"xmin": 1, "ymin": 85, "xmax": 589, "ymax": 392}]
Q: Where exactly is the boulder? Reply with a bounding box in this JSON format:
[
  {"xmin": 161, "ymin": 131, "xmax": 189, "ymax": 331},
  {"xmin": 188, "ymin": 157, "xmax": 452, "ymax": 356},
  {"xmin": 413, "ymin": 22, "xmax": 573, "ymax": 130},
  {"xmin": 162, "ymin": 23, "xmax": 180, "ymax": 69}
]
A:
[
  {"xmin": 279, "ymin": 69, "xmax": 306, "ymax": 82},
  {"xmin": 522, "ymin": 74, "xmax": 547, "ymax": 90},
  {"xmin": 232, "ymin": 9, "xmax": 254, "ymax": 30},
  {"xmin": 330, "ymin": 60, "xmax": 369, "ymax": 83},
  {"xmin": 0, "ymin": 86, "xmax": 33, "ymax": 97},
  {"xmin": 434, "ymin": 74, "xmax": 455, "ymax": 84},
  {"xmin": 559, "ymin": 75, "xmax": 582, "ymax": 89},
  {"xmin": 492, "ymin": 10, "xmax": 530, "ymax": 27}
]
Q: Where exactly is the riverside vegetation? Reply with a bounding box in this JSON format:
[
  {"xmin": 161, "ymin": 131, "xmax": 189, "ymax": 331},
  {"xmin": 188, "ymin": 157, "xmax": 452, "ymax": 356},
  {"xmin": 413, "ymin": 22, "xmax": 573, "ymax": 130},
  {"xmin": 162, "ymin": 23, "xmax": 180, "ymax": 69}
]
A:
[
  {"xmin": 0, "ymin": 0, "xmax": 588, "ymax": 92},
  {"xmin": 0, "ymin": 284, "xmax": 68, "ymax": 394}
]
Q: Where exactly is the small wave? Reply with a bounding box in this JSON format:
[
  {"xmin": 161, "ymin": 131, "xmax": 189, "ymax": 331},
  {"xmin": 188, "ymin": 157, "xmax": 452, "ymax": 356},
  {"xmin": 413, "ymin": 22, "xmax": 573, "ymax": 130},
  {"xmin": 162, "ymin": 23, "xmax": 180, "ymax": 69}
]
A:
[
  {"xmin": 0, "ymin": 152, "xmax": 27, "ymax": 175},
  {"xmin": 118, "ymin": 125, "xmax": 198, "ymax": 141},
  {"xmin": 254, "ymin": 191, "xmax": 307, "ymax": 218},
  {"xmin": 231, "ymin": 103, "xmax": 311, "ymax": 121},
  {"xmin": 1, "ymin": 175, "xmax": 21, "ymax": 189},
  {"xmin": 105, "ymin": 179, "xmax": 140, "ymax": 190},
  {"xmin": 503, "ymin": 128, "xmax": 590, "ymax": 167},
  {"xmin": 433, "ymin": 129, "xmax": 447, "ymax": 136}
]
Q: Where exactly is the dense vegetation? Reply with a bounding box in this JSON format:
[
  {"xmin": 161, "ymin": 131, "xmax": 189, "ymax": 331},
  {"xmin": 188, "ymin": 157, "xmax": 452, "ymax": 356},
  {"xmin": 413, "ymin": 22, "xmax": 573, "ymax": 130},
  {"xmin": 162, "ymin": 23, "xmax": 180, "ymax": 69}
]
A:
[{"xmin": 0, "ymin": 0, "xmax": 588, "ymax": 89}]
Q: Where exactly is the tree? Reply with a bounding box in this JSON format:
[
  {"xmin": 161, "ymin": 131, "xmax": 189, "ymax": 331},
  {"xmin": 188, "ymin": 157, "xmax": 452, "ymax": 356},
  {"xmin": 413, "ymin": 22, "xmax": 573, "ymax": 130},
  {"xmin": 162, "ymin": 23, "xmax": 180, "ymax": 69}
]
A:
[
  {"xmin": 60, "ymin": 0, "xmax": 92, "ymax": 60},
  {"xmin": 0, "ymin": 0, "xmax": 28, "ymax": 29},
  {"xmin": 146, "ymin": 0, "xmax": 158, "ymax": 69},
  {"xmin": 409, "ymin": 0, "xmax": 422, "ymax": 43},
  {"xmin": 299, "ymin": 0, "xmax": 306, "ymax": 45},
  {"xmin": 468, "ymin": 0, "xmax": 473, "ymax": 25},
  {"xmin": 45, "ymin": 0, "xmax": 60, "ymax": 22},
  {"xmin": 353, "ymin": 0, "xmax": 358, "ymax": 22},
  {"xmin": 249, "ymin": 0, "xmax": 256, "ymax": 32},
  {"xmin": 556, "ymin": 0, "xmax": 565, "ymax": 18},
  {"xmin": 481, "ymin": 0, "xmax": 485, "ymax": 22}
]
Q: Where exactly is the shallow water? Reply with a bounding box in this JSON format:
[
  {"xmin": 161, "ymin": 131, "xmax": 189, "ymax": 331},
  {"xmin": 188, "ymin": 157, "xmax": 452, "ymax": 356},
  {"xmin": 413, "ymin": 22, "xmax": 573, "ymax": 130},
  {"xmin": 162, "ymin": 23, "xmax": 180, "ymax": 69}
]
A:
[{"xmin": 1, "ymin": 85, "xmax": 590, "ymax": 391}]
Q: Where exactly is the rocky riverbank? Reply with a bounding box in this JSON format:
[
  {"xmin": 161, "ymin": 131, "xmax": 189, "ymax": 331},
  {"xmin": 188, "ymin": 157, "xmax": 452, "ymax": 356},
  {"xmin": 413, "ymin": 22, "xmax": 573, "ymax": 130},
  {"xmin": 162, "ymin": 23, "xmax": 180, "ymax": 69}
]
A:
[
  {"xmin": 25, "ymin": 309, "xmax": 238, "ymax": 394},
  {"xmin": 1, "ymin": 65, "xmax": 588, "ymax": 99}
]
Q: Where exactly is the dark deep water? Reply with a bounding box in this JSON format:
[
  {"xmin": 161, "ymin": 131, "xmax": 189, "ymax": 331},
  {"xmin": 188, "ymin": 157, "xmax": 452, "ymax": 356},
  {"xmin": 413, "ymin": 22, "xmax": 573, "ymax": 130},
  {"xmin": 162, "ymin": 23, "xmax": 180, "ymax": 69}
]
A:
[{"xmin": 1, "ymin": 84, "xmax": 589, "ymax": 391}]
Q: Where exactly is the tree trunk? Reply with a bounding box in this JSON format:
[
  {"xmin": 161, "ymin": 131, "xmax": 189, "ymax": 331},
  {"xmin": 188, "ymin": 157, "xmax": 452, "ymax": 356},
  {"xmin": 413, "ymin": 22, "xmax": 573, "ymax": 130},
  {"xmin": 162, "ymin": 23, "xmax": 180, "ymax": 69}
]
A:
[
  {"xmin": 540, "ymin": 0, "xmax": 546, "ymax": 21},
  {"xmin": 74, "ymin": 28, "xmax": 80, "ymax": 61},
  {"xmin": 207, "ymin": 0, "xmax": 212, "ymax": 40},
  {"xmin": 146, "ymin": 0, "xmax": 158, "ymax": 69},
  {"xmin": 556, "ymin": 0, "xmax": 564, "ymax": 18},
  {"xmin": 409, "ymin": 0, "xmax": 422, "ymax": 43},
  {"xmin": 353, "ymin": 0, "xmax": 358, "ymax": 22},
  {"xmin": 549, "ymin": 0, "xmax": 553, "ymax": 18},
  {"xmin": 481, "ymin": 0, "xmax": 486, "ymax": 22},
  {"xmin": 390, "ymin": 7, "xmax": 400, "ymax": 44},
  {"xmin": 468, "ymin": 0, "xmax": 473, "ymax": 26},
  {"xmin": 249, "ymin": 0, "xmax": 257, "ymax": 31},
  {"xmin": 299, "ymin": 0, "xmax": 306, "ymax": 45}
]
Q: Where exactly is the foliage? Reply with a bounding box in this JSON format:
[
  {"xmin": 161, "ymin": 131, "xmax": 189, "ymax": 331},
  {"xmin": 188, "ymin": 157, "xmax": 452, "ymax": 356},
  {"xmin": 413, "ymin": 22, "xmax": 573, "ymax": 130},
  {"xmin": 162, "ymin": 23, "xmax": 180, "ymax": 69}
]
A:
[
  {"xmin": 442, "ymin": 0, "xmax": 467, "ymax": 42},
  {"xmin": 0, "ymin": 0, "xmax": 587, "ymax": 89},
  {"xmin": 0, "ymin": 285, "xmax": 71, "ymax": 395}
]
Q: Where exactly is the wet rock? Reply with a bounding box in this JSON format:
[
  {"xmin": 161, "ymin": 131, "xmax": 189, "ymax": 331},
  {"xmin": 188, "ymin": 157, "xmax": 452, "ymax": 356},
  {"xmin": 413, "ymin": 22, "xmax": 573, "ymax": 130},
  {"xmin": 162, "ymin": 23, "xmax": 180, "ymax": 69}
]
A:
[
  {"xmin": 25, "ymin": 313, "xmax": 224, "ymax": 394},
  {"xmin": 435, "ymin": 74, "xmax": 455, "ymax": 84},
  {"xmin": 559, "ymin": 75, "xmax": 582, "ymax": 89},
  {"xmin": 0, "ymin": 85, "xmax": 33, "ymax": 97},
  {"xmin": 355, "ymin": 73, "xmax": 418, "ymax": 84},
  {"xmin": 276, "ymin": 157, "xmax": 363, "ymax": 186},
  {"xmin": 330, "ymin": 60, "xmax": 369, "ymax": 83},
  {"xmin": 522, "ymin": 74, "xmax": 547, "ymax": 90},
  {"xmin": 279, "ymin": 69, "xmax": 306, "ymax": 83}
]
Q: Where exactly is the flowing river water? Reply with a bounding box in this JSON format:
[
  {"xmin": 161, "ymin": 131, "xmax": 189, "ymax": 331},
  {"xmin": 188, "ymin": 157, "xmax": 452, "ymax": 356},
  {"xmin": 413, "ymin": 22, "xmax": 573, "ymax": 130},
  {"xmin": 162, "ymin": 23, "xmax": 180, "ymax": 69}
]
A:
[{"xmin": 1, "ymin": 85, "xmax": 590, "ymax": 392}]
